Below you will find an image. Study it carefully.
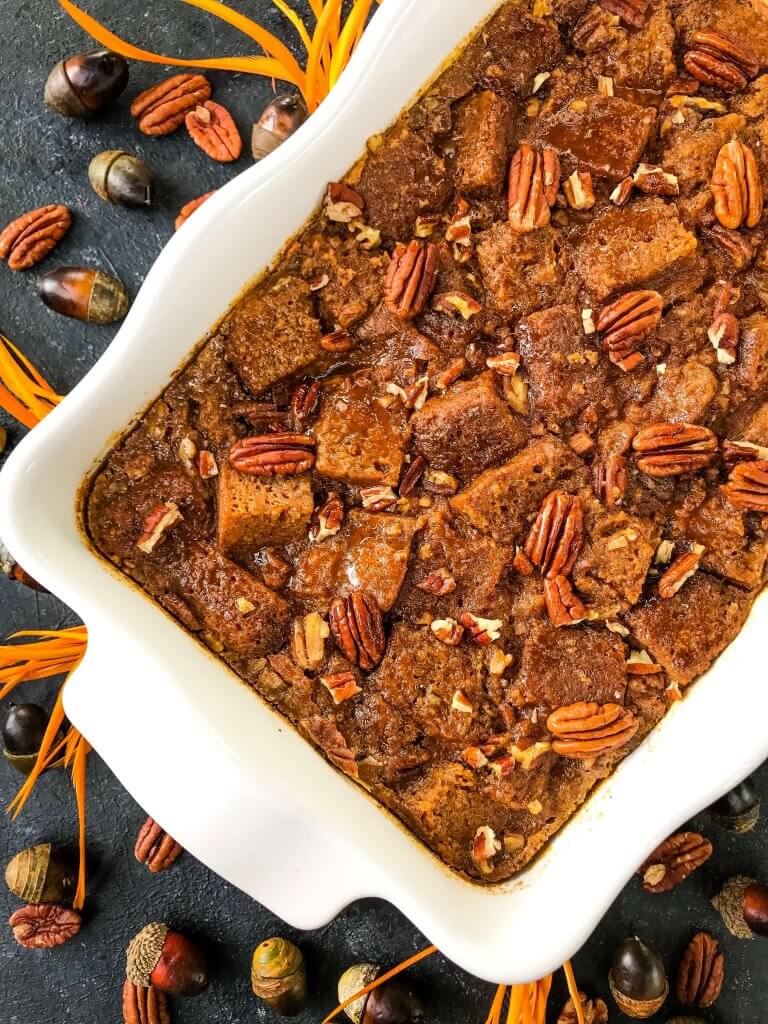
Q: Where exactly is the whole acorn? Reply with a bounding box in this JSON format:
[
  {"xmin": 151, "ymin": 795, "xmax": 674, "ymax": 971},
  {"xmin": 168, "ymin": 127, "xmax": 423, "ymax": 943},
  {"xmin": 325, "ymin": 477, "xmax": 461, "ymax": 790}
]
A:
[
  {"xmin": 252, "ymin": 93, "xmax": 307, "ymax": 161},
  {"xmin": 338, "ymin": 963, "xmax": 425, "ymax": 1024},
  {"xmin": 88, "ymin": 150, "xmax": 153, "ymax": 207},
  {"xmin": 126, "ymin": 922, "xmax": 209, "ymax": 997},
  {"xmin": 5, "ymin": 843, "xmax": 76, "ymax": 905},
  {"xmin": 44, "ymin": 48, "xmax": 129, "ymax": 118},
  {"xmin": 712, "ymin": 875, "xmax": 768, "ymax": 939},
  {"xmin": 2, "ymin": 703, "xmax": 52, "ymax": 775},
  {"xmin": 708, "ymin": 777, "xmax": 760, "ymax": 833},
  {"xmin": 39, "ymin": 267, "xmax": 129, "ymax": 324},
  {"xmin": 609, "ymin": 937, "xmax": 668, "ymax": 1019},
  {"xmin": 251, "ymin": 937, "xmax": 307, "ymax": 1016}
]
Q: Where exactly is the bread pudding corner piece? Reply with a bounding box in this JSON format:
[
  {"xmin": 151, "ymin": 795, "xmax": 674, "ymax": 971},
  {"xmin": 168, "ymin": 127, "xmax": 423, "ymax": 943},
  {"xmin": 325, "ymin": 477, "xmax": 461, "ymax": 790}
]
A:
[
  {"xmin": 165, "ymin": 541, "xmax": 291, "ymax": 656},
  {"xmin": 314, "ymin": 374, "xmax": 408, "ymax": 487},
  {"xmin": 216, "ymin": 461, "xmax": 314, "ymax": 558},
  {"xmin": 452, "ymin": 90, "xmax": 512, "ymax": 197},
  {"xmin": 476, "ymin": 224, "xmax": 569, "ymax": 319},
  {"xmin": 515, "ymin": 304, "xmax": 614, "ymax": 425},
  {"xmin": 298, "ymin": 231, "xmax": 389, "ymax": 331},
  {"xmin": 575, "ymin": 198, "xmax": 701, "ymax": 303},
  {"xmin": 224, "ymin": 274, "xmax": 324, "ymax": 396},
  {"xmin": 450, "ymin": 436, "xmax": 589, "ymax": 546},
  {"xmin": 623, "ymin": 572, "xmax": 755, "ymax": 687},
  {"xmin": 574, "ymin": 0, "xmax": 676, "ymax": 90},
  {"xmin": 574, "ymin": 505, "xmax": 661, "ymax": 607},
  {"xmin": 410, "ymin": 372, "xmax": 527, "ymax": 480},
  {"xmin": 291, "ymin": 510, "xmax": 419, "ymax": 612},
  {"xmin": 533, "ymin": 94, "xmax": 656, "ymax": 181},
  {"xmin": 659, "ymin": 113, "xmax": 747, "ymax": 195}
]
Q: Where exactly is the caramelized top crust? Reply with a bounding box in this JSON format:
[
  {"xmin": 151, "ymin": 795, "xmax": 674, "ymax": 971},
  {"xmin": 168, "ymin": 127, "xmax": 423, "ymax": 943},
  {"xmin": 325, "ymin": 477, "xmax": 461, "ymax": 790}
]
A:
[{"xmin": 87, "ymin": 0, "xmax": 768, "ymax": 884}]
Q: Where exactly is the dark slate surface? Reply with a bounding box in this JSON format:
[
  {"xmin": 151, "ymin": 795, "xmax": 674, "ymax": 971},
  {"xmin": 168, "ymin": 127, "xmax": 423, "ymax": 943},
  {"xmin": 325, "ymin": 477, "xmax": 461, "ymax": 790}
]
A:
[{"xmin": 0, "ymin": 2, "xmax": 767, "ymax": 1021}]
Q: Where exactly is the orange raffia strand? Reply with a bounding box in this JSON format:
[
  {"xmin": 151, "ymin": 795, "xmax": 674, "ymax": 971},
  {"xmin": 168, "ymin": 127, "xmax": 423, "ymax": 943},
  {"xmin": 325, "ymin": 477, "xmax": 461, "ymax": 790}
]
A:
[
  {"xmin": 0, "ymin": 627, "xmax": 88, "ymax": 700},
  {"xmin": 7, "ymin": 689, "xmax": 67, "ymax": 818},
  {"xmin": 58, "ymin": 0, "xmax": 306, "ymax": 95},
  {"xmin": 66, "ymin": 731, "xmax": 90, "ymax": 909},
  {"xmin": 0, "ymin": 335, "xmax": 61, "ymax": 429},
  {"xmin": 305, "ymin": 0, "xmax": 344, "ymax": 111},
  {"xmin": 329, "ymin": 0, "xmax": 373, "ymax": 89},
  {"xmin": 563, "ymin": 960, "xmax": 586, "ymax": 1024},
  {"xmin": 270, "ymin": 0, "xmax": 313, "ymax": 52},
  {"xmin": 321, "ymin": 945, "xmax": 438, "ymax": 1024},
  {"xmin": 485, "ymin": 985, "xmax": 507, "ymax": 1024}
]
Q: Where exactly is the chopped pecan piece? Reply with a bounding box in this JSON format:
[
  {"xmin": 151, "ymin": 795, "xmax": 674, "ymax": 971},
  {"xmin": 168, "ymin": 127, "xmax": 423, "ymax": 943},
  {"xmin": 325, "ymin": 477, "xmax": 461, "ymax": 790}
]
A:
[
  {"xmin": 632, "ymin": 423, "xmax": 718, "ymax": 478},
  {"xmin": 292, "ymin": 380, "xmax": 320, "ymax": 423},
  {"xmin": 432, "ymin": 291, "xmax": 482, "ymax": 320},
  {"xmin": 486, "ymin": 352, "xmax": 521, "ymax": 376},
  {"xmin": 625, "ymin": 649, "xmax": 663, "ymax": 675},
  {"xmin": 563, "ymin": 170, "xmax": 596, "ymax": 211},
  {"xmin": 595, "ymin": 454, "xmax": 628, "ymax": 507},
  {"xmin": 472, "ymin": 825, "xmax": 501, "ymax": 874},
  {"xmin": 135, "ymin": 816, "xmax": 183, "ymax": 873},
  {"xmin": 431, "ymin": 618, "xmax": 465, "ymax": 646},
  {"xmin": 445, "ymin": 198, "xmax": 472, "ymax": 246},
  {"xmin": 712, "ymin": 140, "xmax": 763, "ymax": 230},
  {"xmin": 639, "ymin": 831, "xmax": 713, "ymax": 892},
  {"xmin": 709, "ymin": 311, "xmax": 739, "ymax": 365},
  {"xmin": 459, "ymin": 612, "xmax": 503, "ymax": 647},
  {"xmin": 416, "ymin": 568, "xmax": 457, "ymax": 595},
  {"xmin": 229, "ymin": 433, "xmax": 315, "ymax": 477},
  {"xmin": 310, "ymin": 492, "xmax": 344, "ymax": 542},
  {"xmin": 512, "ymin": 548, "xmax": 535, "ymax": 576},
  {"xmin": 599, "ymin": 0, "xmax": 648, "ymax": 28},
  {"xmin": 547, "ymin": 702, "xmax": 639, "ymax": 758},
  {"xmin": 360, "ymin": 485, "xmax": 397, "ymax": 511},
  {"xmin": 137, "ymin": 502, "xmax": 183, "ymax": 554},
  {"xmin": 451, "ymin": 689, "xmax": 474, "ymax": 714},
  {"xmin": 610, "ymin": 177, "xmax": 635, "ymax": 207},
  {"xmin": 569, "ymin": 431, "xmax": 595, "ymax": 456},
  {"xmin": 658, "ymin": 550, "xmax": 702, "ymax": 599},
  {"xmin": 301, "ymin": 715, "xmax": 358, "ymax": 778},
  {"xmin": 399, "ymin": 454, "xmax": 427, "ymax": 497},
  {"xmin": 722, "ymin": 438, "xmax": 768, "ymax": 464},
  {"xmin": 320, "ymin": 671, "xmax": 361, "ymax": 705},
  {"xmin": 384, "ymin": 240, "xmax": 439, "ymax": 319},
  {"xmin": 9, "ymin": 903, "xmax": 81, "ymax": 948},
  {"xmin": 677, "ymin": 932, "xmax": 725, "ymax": 1008},
  {"xmin": 123, "ymin": 980, "xmax": 171, "ymax": 1024},
  {"xmin": 633, "ymin": 163, "xmax": 679, "ymax": 197},
  {"xmin": 403, "ymin": 376, "xmax": 429, "ymax": 410},
  {"xmin": 325, "ymin": 181, "xmax": 365, "ymax": 223},
  {"xmin": 596, "ymin": 289, "xmax": 663, "ymax": 370},
  {"xmin": 320, "ymin": 330, "xmax": 356, "ymax": 354},
  {"xmin": 684, "ymin": 29, "xmax": 759, "ymax": 93},
  {"xmin": 722, "ymin": 459, "xmax": 768, "ymax": 512},
  {"xmin": 573, "ymin": 7, "xmax": 621, "ymax": 52},
  {"xmin": 260, "ymin": 547, "xmax": 291, "ymax": 589},
  {"xmin": 524, "ymin": 490, "xmax": 584, "ymax": 579},
  {"xmin": 544, "ymin": 576, "xmax": 587, "ymax": 628},
  {"xmin": 435, "ymin": 358, "xmax": 467, "ymax": 390},
  {"xmin": 197, "ymin": 450, "xmax": 218, "ymax": 479},
  {"xmin": 292, "ymin": 612, "xmax": 330, "ymax": 669},
  {"xmin": 700, "ymin": 224, "xmax": 756, "ymax": 269},
  {"xmin": 508, "ymin": 143, "xmax": 560, "ymax": 234},
  {"xmin": 328, "ymin": 590, "xmax": 385, "ymax": 670}
]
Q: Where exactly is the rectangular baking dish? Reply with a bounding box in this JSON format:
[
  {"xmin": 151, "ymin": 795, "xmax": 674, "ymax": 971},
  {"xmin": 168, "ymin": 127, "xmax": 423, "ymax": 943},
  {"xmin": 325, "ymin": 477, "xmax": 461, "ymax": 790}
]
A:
[{"xmin": 1, "ymin": 0, "xmax": 767, "ymax": 985}]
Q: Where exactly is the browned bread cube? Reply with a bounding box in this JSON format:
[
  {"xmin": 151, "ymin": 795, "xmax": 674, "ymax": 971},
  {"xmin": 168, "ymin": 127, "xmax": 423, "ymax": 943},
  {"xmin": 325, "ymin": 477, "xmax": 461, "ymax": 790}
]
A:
[
  {"xmin": 645, "ymin": 359, "xmax": 718, "ymax": 425},
  {"xmin": 450, "ymin": 436, "xmax": 589, "ymax": 545},
  {"xmin": 216, "ymin": 461, "xmax": 314, "ymax": 558},
  {"xmin": 470, "ymin": 6, "xmax": 563, "ymax": 98},
  {"xmin": 225, "ymin": 275, "xmax": 323, "ymax": 396},
  {"xmin": 314, "ymin": 374, "xmax": 407, "ymax": 487},
  {"xmin": 453, "ymin": 91, "xmax": 512, "ymax": 196},
  {"xmin": 575, "ymin": 507, "xmax": 661, "ymax": 607},
  {"xmin": 575, "ymin": 198, "xmax": 699, "ymax": 302},
  {"xmin": 582, "ymin": 2, "xmax": 676, "ymax": 90},
  {"xmin": 356, "ymin": 127, "xmax": 451, "ymax": 241},
  {"xmin": 661, "ymin": 113, "xmax": 747, "ymax": 195},
  {"xmin": 291, "ymin": 510, "xmax": 419, "ymax": 611},
  {"xmin": 738, "ymin": 313, "xmax": 768, "ymax": 392},
  {"xmin": 517, "ymin": 620, "xmax": 628, "ymax": 708},
  {"xmin": 534, "ymin": 95, "xmax": 656, "ymax": 180},
  {"xmin": 623, "ymin": 572, "xmax": 754, "ymax": 686},
  {"xmin": 410, "ymin": 373, "xmax": 527, "ymax": 479},
  {"xmin": 169, "ymin": 541, "xmax": 291, "ymax": 656},
  {"xmin": 477, "ymin": 224, "xmax": 567, "ymax": 318},
  {"xmin": 677, "ymin": 491, "xmax": 768, "ymax": 590},
  {"xmin": 516, "ymin": 304, "xmax": 612, "ymax": 423},
  {"xmin": 299, "ymin": 231, "xmax": 389, "ymax": 330}
]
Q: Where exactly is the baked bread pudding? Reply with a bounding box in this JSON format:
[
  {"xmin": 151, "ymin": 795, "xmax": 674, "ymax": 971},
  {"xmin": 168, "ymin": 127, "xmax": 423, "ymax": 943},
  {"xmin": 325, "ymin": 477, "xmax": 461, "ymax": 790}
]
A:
[{"xmin": 86, "ymin": 0, "xmax": 768, "ymax": 883}]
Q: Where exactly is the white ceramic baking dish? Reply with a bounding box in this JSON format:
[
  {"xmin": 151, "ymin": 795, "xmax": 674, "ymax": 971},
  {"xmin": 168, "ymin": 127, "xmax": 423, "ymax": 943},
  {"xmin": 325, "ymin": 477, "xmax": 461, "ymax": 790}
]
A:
[{"xmin": 1, "ymin": 0, "xmax": 767, "ymax": 986}]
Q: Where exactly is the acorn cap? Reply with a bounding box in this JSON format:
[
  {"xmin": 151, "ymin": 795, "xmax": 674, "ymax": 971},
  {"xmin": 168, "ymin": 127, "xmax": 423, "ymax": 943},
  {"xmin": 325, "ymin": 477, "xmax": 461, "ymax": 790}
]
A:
[
  {"xmin": 338, "ymin": 963, "xmax": 380, "ymax": 1024},
  {"xmin": 609, "ymin": 973, "xmax": 668, "ymax": 1019},
  {"xmin": 5, "ymin": 843, "xmax": 75, "ymax": 904},
  {"xmin": 3, "ymin": 750, "xmax": 40, "ymax": 775},
  {"xmin": 712, "ymin": 875, "xmax": 756, "ymax": 940},
  {"xmin": 127, "ymin": 922, "xmax": 169, "ymax": 986}
]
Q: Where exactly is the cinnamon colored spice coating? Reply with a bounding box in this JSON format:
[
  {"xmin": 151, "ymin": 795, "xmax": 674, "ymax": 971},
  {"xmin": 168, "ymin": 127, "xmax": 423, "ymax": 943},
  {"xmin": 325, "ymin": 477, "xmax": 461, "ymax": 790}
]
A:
[{"xmin": 86, "ymin": 0, "xmax": 768, "ymax": 884}]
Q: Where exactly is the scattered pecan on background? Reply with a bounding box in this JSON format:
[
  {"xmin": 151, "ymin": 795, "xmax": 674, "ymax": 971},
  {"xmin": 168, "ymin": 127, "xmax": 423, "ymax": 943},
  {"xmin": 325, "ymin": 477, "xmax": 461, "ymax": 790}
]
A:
[
  {"xmin": 557, "ymin": 991, "xmax": 609, "ymax": 1024},
  {"xmin": 0, "ymin": 204, "xmax": 71, "ymax": 270},
  {"xmin": 122, "ymin": 979, "xmax": 171, "ymax": 1024},
  {"xmin": 135, "ymin": 816, "xmax": 184, "ymax": 873},
  {"xmin": 639, "ymin": 831, "xmax": 713, "ymax": 893},
  {"xmin": 9, "ymin": 903, "xmax": 82, "ymax": 948},
  {"xmin": 329, "ymin": 590, "xmax": 385, "ymax": 670},
  {"xmin": 676, "ymin": 931, "xmax": 725, "ymax": 1008},
  {"xmin": 186, "ymin": 100, "xmax": 243, "ymax": 162},
  {"xmin": 175, "ymin": 190, "xmax": 216, "ymax": 231},
  {"xmin": 131, "ymin": 72, "xmax": 212, "ymax": 135}
]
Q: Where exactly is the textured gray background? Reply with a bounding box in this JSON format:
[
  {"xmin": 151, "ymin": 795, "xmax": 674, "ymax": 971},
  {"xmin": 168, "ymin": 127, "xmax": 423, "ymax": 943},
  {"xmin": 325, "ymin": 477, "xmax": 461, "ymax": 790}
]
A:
[{"xmin": 0, "ymin": 1, "xmax": 766, "ymax": 1021}]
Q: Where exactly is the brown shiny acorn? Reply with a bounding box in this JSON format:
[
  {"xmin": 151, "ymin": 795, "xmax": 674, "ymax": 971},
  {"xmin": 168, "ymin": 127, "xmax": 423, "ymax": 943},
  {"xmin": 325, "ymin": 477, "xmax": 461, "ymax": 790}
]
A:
[
  {"xmin": 742, "ymin": 881, "xmax": 768, "ymax": 937},
  {"xmin": 5, "ymin": 843, "xmax": 76, "ymax": 904},
  {"xmin": 126, "ymin": 922, "xmax": 209, "ymax": 997},
  {"xmin": 709, "ymin": 776, "xmax": 760, "ymax": 833},
  {"xmin": 44, "ymin": 48, "xmax": 129, "ymax": 118},
  {"xmin": 609, "ymin": 937, "xmax": 668, "ymax": 1019},
  {"xmin": 88, "ymin": 150, "xmax": 153, "ymax": 207},
  {"xmin": 252, "ymin": 93, "xmax": 307, "ymax": 161},
  {"xmin": 39, "ymin": 267, "xmax": 129, "ymax": 324},
  {"xmin": 2, "ymin": 703, "xmax": 52, "ymax": 775},
  {"xmin": 338, "ymin": 964, "xmax": 424, "ymax": 1024},
  {"xmin": 251, "ymin": 937, "xmax": 307, "ymax": 1016}
]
